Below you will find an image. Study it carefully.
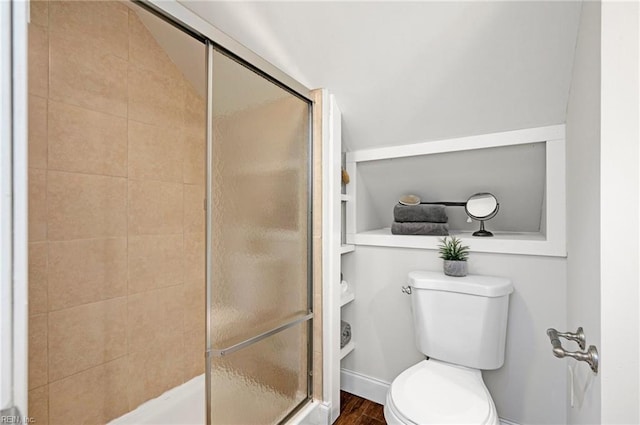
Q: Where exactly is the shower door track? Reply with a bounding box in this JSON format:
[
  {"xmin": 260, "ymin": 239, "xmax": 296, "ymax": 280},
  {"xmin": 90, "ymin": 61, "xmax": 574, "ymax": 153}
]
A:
[{"xmin": 209, "ymin": 313, "xmax": 314, "ymax": 357}]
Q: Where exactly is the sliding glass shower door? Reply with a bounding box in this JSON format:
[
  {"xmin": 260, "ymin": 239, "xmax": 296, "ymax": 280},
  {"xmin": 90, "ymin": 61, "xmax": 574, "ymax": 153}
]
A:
[{"xmin": 205, "ymin": 45, "xmax": 312, "ymax": 424}]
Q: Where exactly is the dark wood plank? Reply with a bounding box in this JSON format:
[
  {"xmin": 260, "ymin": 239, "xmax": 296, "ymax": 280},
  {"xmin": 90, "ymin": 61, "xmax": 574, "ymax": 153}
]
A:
[
  {"xmin": 335, "ymin": 391, "xmax": 386, "ymax": 425},
  {"xmin": 355, "ymin": 415, "xmax": 386, "ymax": 425},
  {"xmin": 363, "ymin": 400, "xmax": 385, "ymax": 421}
]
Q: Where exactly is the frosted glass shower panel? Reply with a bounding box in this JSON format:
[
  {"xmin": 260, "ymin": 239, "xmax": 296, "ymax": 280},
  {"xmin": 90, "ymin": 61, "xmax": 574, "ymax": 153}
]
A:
[
  {"xmin": 210, "ymin": 50, "xmax": 310, "ymax": 352},
  {"xmin": 209, "ymin": 323, "xmax": 309, "ymax": 424}
]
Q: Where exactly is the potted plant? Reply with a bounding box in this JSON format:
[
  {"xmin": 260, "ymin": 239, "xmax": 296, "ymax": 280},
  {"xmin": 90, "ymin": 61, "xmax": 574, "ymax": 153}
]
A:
[{"xmin": 438, "ymin": 236, "xmax": 470, "ymax": 277}]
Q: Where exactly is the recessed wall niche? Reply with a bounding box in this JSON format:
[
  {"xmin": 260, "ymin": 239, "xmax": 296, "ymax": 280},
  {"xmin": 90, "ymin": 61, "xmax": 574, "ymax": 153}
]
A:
[
  {"xmin": 344, "ymin": 125, "xmax": 566, "ymax": 257},
  {"xmin": 356, "ymin": 142, "xmax": 546, "ymax": 233}
]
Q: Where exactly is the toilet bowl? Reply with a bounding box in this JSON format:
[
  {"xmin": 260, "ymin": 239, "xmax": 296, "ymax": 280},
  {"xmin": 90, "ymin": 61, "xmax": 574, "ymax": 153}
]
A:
[
  {"xmin": 384, "ymin": 359, "xmax": 498, "ymax": 425},
  {"xmin": 384, "ymin": 271, "xmax": 513, "ymax": 425}
]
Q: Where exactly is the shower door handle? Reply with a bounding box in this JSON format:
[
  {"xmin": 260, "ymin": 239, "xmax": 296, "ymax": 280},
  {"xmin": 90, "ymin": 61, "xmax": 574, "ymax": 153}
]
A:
[{"xmin": 209, "ymin": 312, "xmax": 313, "ymax": 357}]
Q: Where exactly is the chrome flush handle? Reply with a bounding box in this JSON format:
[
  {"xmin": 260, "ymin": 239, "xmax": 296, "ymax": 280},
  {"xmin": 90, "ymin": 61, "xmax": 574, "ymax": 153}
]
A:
[{"xmin": 401, "ymin": 286, "xmax": 412, "ymax": 295}]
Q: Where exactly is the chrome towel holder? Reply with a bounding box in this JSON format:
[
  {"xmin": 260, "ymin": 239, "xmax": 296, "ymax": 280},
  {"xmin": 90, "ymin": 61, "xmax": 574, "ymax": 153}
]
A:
[{"xmin": 546, "ymin": 327, "xmax": 599, "ymax": 374}]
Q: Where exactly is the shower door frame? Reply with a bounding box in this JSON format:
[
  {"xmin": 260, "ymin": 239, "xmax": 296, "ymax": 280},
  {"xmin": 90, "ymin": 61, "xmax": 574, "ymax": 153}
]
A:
[{"xmin": 132, "ymin": 2, "xmax": 316, "ymax": 423}]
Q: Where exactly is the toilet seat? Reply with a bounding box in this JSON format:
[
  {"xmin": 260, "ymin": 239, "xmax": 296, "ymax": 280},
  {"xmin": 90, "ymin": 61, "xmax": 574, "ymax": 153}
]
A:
[{"xmin": 385, "ymin": 359, "xmax": 498, "ymax": 425}]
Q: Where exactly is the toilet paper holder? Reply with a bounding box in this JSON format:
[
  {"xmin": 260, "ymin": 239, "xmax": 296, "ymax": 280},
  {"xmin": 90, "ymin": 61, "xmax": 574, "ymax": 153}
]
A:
[{"xmin": 547, "ymin": 327, "xmax": 598, "ymax": 374}]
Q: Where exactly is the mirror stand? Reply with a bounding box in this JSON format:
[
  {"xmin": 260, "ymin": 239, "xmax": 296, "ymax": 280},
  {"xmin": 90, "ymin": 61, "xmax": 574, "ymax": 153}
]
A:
[{"xmin": 472, "ymin": 220, "xmax": 494, "ymax": 237}]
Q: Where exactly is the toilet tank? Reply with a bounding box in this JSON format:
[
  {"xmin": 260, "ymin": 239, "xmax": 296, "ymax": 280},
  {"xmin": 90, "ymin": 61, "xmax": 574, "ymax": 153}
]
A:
[{"xmin": 408, "ymin": 271, "xmax": 513, "ymax": 370}]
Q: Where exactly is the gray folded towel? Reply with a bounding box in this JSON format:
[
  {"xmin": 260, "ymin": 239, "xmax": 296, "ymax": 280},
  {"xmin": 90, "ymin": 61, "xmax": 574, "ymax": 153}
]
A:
[
  {"xmin": 391, "ymin": 221, "xmax": 449, "ymax": 236},
  {"xmin": 340, "ymin": 321, "xmax": 351, "ymax": 348},
  {"xmin": 393, "ymin": 203, "xmax": 448, "ymax": 223}
]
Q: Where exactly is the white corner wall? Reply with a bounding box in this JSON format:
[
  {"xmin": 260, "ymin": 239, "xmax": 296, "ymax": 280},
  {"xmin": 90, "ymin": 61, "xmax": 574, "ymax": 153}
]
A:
[
  {"xmin": 600, "ymin": 1, "xmax": 640, "ymax": 423},
  {"xmin": 341, "ymin": 247, "xmax": 567, "ymax": 424},
  {"xmin": 565, "ymin": 2, "xmax": 602, "ymax": 423}
]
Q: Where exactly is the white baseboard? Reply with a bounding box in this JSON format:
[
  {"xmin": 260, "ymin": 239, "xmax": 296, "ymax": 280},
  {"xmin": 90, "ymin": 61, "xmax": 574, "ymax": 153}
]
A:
[
  {"xmin": 340, "ymin": 368, "xmax": 390, "ymax": 405},
  {"xmin": 339, "ymin": 368, "xmax": 519, "ymax": 425}
]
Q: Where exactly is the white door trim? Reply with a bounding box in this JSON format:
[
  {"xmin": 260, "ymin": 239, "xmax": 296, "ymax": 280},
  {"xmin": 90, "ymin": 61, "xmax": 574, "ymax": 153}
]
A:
[
  {"xmin": 1, "ymin": 0, "xmax": 29, "ymax": 418},
  {"xmin": 600, "ymin": 1, "xmax": 640, "ymax": 422},
  {"xmin": 0, "ymin": 0, "xmax": 14, "ymax": 411}
]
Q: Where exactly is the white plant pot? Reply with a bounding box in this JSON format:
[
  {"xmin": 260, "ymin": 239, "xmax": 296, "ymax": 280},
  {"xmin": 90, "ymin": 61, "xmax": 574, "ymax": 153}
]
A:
[{"xmin": 443, "ymin": 260, "xmax": 468, "ymax": 277}]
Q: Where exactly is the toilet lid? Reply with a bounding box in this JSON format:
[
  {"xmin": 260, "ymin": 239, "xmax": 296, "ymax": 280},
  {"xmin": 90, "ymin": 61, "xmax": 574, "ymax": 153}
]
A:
[{"xmin": 389, "ymin": 359, "xmax": 494, "ymax": 425}]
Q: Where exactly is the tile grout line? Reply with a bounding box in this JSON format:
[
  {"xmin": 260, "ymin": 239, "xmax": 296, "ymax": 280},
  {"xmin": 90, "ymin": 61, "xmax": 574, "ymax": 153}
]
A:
[
  {"xmin": 46, "ymin": 355, "xmax": 129, "ymax": 390},
  {"xmin": 41, "ymin": 7, "xmax": 52, "ymax": 423},
  {"xmin": 45, "ymin": 95, "xmax": 191, "ymax": 132},
  {"xmin": 45, "ymin": 166, "xmax": 192, "ymax": 185},
  {"xmin": 125, "ymin": 7, "xmax": 132, "ymax": 412},
  {"xmin": 44, "ymin": 233, "xmax": 184, "ymax": 244}
]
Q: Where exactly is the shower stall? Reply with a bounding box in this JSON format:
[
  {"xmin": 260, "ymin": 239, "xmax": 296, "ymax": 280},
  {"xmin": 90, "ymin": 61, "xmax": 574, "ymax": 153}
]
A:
[{"xmin": 25, "ymin": 1, "xmax": 314, "ymax": 424}]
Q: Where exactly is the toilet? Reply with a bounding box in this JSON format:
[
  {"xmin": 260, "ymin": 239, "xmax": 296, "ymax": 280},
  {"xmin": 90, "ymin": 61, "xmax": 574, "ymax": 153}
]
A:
[{"xmin": 384, "ymin": 271, "xmax": 513, "ymax": 425}]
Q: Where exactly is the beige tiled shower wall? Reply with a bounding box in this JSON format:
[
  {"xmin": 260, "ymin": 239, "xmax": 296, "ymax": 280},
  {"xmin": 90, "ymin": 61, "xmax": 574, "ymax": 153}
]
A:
[{"xmin": 27, "ymin": 2, "xmax": 206, "ymax": 424}]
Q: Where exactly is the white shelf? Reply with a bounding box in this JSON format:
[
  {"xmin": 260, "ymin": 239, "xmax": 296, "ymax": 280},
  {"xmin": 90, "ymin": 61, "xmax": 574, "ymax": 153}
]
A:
[
  {"xmin": 340, "ymin": 244, "xmax": 355, "ymax": 254},
  {"xmin": 340, "ymin": 291, "xmax": 355, "ymax": 307},
  {"xmin": 340, "ymin": 194, "xmax": 352, "ymax": 202},
  {"xmin": 340, "ymin": 341, "xmax": 355, "ymax": 359},
  {"xmin": 348, "ymin": 227, "xmax": 565, "ymax": 257}
]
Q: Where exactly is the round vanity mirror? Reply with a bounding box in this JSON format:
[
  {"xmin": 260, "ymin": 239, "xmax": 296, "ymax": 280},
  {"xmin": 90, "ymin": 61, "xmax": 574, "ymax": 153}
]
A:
[
  {"xmin": 465, "ymin": 193, "xmax": 499, "ymax": 237},
  {"xmin": 465, "ymin": 193, "xmax": 499, "ymax": 220}
]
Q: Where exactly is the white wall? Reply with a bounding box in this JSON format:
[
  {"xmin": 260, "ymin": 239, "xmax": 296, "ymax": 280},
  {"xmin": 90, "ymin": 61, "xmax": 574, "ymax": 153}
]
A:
[
  {"xmin": 180, "ymin": 1, "xmax": 582, "ymax": 151},
  {"xmin": 565, "ymin": 2, "xmax": 602, "ymax": 423},
  {"xmin": 341, "ymin": 246, "xmax": 567, "ymax": 424},
  {"xmin": 600, "ymin": 1, "xmax": 640, "ymax": 423}
]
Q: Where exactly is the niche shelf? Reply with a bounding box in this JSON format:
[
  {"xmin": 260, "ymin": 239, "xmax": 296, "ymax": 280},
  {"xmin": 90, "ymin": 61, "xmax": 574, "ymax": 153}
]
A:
[
  {"xmin": 340, "ymin": 244, "xmax": 355, "ymax": 254},
  {"xmin": 344, "ymin": 125, "xmax": 567, "ymax": 257},
  {"xmin": 340, "ymin": 341, "xmax": 355, "ymax": 360},
  {"xmin": 353, "ymin": 228, "xmax": 549, "ymax": 256},
  {"xmin": 340, "ymin": 290, "xmax": 355, "ymax": 307}
]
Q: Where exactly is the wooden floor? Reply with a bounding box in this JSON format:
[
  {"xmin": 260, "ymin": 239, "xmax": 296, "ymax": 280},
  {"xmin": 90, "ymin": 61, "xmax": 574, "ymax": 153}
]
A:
[{"xmin": 334, "ymin": 391, "xmax": 387, "ymax": 425}]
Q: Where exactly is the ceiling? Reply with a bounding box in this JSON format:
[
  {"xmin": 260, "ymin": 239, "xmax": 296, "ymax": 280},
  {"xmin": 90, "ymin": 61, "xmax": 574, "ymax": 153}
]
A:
[{"xmin": 180, "ymin": 1, "xmax": 582, "ymax": 151}]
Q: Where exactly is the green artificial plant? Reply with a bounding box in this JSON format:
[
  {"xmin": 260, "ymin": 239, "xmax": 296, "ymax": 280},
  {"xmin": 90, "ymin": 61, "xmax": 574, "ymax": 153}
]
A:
[{"xmin": 437, "ymin": 236, "xmax": 470, "ymax": 261}]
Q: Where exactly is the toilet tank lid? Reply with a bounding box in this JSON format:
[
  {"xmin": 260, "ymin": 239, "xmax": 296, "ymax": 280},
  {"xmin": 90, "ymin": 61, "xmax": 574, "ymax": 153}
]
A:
[{"xmin": 408, "ymin": 271, "xmax": 513, "ymax": 297}]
